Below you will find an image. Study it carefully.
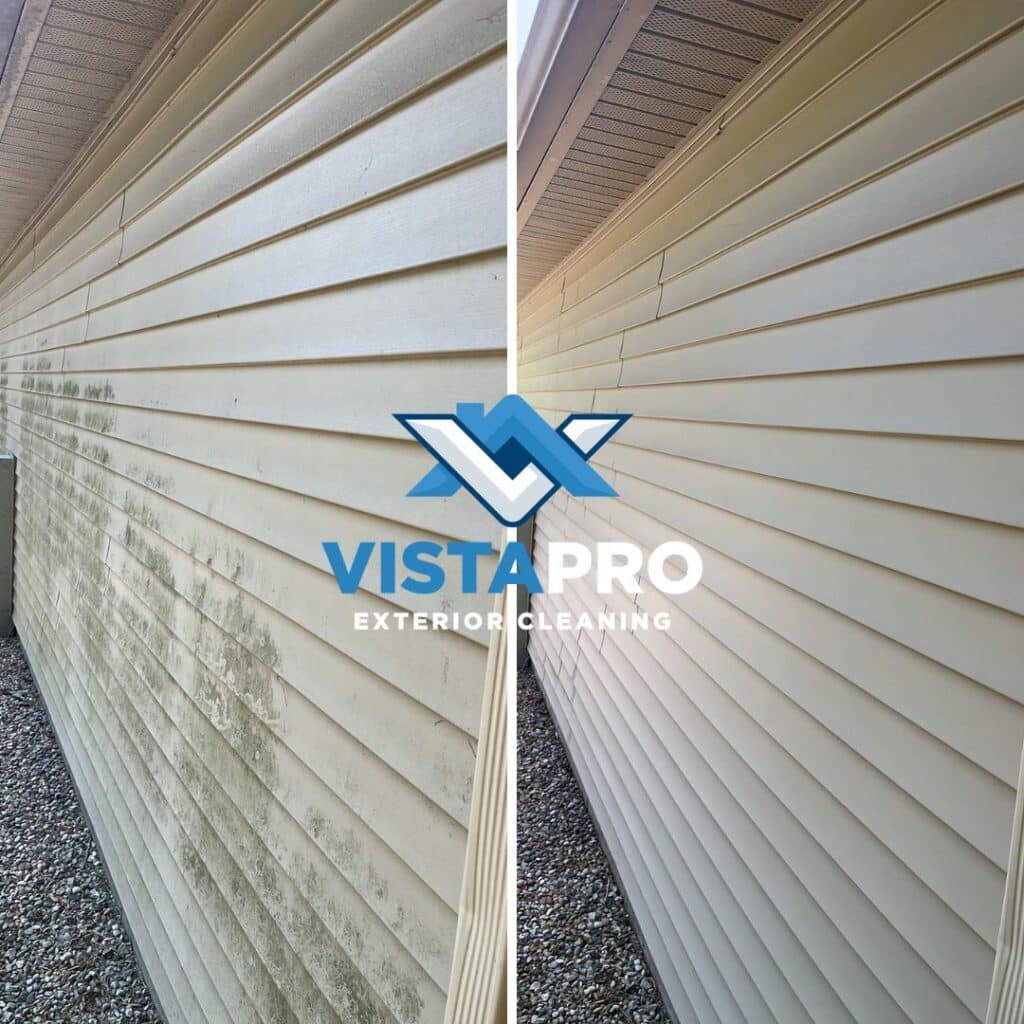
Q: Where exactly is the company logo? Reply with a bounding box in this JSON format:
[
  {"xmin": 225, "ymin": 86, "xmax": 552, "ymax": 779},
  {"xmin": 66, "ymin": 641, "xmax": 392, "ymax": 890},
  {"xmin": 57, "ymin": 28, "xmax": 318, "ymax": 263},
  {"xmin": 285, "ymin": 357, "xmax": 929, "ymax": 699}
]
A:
[
  {"xmin": 395, "ymin": 395, "xmax": 629, "ymax": 526},
  {"xmin": 322, "ymin": 396, "xmax": 702, "ymax": 633}
]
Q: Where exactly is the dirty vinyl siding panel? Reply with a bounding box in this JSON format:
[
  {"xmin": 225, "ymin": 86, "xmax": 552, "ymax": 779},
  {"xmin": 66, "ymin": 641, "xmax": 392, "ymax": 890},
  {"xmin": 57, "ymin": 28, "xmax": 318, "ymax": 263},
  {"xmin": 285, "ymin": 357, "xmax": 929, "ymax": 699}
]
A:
[
  {"xmin": 0, "ymin": 0, "xmax": 505, "ymax": 1021},
  {"xmin": 519, "ymin": 1, "xmax": 1024, "ymax": 1021}
]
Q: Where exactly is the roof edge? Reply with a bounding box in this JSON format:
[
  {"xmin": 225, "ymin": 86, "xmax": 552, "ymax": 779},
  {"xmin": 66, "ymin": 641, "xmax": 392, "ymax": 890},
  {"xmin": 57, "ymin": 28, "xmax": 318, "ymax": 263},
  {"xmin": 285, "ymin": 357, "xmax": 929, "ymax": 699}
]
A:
[
  {"xmin": 517, "ymin": 0, "xmax": 862, "ymax": 309},
  {"xmin": 517, "ymin": 0, "xmax": 578, "ymax": 146},
  {"xmin": 517, "ymin": 0, "xmax": 646, "ymax": 211},
  {"xmin": 0, "ymin": 0, "xmax": 51, "ymax": 143}
]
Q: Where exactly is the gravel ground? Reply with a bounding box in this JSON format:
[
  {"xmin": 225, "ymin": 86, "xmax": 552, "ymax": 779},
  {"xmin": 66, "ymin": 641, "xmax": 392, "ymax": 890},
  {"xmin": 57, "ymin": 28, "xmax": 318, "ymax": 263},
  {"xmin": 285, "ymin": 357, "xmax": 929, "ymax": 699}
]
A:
[
  {"xmin": 517, "ymin": 664, "xmax": 672, "ymax": 1024},
  {"xmin": 0, "ymin": 635, "xmax": 161, "ymax": 1024}
]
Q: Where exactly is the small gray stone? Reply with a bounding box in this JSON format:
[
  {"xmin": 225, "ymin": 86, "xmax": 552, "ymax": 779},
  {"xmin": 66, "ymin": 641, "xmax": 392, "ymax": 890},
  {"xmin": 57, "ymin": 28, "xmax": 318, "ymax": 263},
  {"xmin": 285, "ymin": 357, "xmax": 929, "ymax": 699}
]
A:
[
  {"xmin": 517, "ymin": 666, "xmax": 671, "ymax": 1024},
  {"xmin": 0, "ymin": 635, "xmax": 160, "ymax": 1023}
]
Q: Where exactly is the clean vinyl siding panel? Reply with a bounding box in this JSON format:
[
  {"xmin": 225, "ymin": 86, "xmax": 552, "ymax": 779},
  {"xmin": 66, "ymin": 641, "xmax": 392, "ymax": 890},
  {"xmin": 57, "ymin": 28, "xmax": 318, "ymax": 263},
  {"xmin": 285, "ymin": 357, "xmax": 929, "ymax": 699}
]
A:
[
  {"xmin": 519, "ymin": 1, "xmax": 1024, "ymax": 1021},
  {"xmin": 0, "ymin": 1, "xmax": 505, "ymax": 1022},
  {"xmin": 988, "ymin": 744, "xmax": 1024, "ymax": 1023}
]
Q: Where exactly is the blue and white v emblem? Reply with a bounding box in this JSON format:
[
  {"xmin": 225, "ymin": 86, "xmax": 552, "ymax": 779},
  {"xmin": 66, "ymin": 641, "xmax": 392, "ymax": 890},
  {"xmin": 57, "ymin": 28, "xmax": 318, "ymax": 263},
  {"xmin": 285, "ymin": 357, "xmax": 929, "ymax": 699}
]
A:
[{"xmin": 395, "ymin": 395, "xmax": 629, "ymax": 527}]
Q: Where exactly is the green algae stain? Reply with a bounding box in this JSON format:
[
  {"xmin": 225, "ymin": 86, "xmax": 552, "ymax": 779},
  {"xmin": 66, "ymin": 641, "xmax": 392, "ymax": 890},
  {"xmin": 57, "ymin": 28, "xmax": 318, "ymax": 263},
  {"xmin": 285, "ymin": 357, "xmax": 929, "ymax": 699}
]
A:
[
  {"xmin": 9, "ymin": 359, "xmax": 427, "ymax": 1024},
  {"xmin": 83, "ymin": 409, "xmax": 115, "ymax": 434},
  {"xmin": 83, "ymin": 381, "xmax": 115, "ymax": 401}
]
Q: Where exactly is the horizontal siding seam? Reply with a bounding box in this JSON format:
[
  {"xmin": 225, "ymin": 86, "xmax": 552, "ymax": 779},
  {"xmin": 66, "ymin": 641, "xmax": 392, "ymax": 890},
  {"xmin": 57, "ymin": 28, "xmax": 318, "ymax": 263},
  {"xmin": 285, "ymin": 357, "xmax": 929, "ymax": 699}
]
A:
[
  {"xmin": 117, "ymin": 0, "xmax": 438, "ymax": 230},
  {"xmin": 0, "ymin": 0, "xmax": 224, "ymax": 280},
  {"xmin": 1, "ymin": 385, "xmax": 501, "ymax": 571},
  {"xmin": 10, "ymin": 437, "xmax": 479, "ymax": 827},
  {"xmin": 523, "ymin": 5, "xmax": 1022, "ymax": 312},
  {"xmin": 14, "ymin": 539, "xmax": 415, "ymax": 1023},
  {"xmin": 84, "ymin": 145, "xmax": 506, "ymax": 316},
  {"xmin": 533, "ymin": 642, "xmax": 855, "ymax": 1024},
  {"xmin": 13, "ymin": 588, "xmax": 262, "ymax": 1024},
  {"xmin": 543, "ymin": 605, "xmax": 981, "ymax": 1022}
]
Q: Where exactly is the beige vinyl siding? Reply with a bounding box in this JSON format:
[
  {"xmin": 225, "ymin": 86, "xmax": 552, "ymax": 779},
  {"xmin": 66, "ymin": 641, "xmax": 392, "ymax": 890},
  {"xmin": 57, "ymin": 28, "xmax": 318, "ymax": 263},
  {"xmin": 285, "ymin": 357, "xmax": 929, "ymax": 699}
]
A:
[
  {"xmin": 0, "ymin": 0, "xmax": 186, "ymax": 260},
  {"xmin": 0, "ymin": 0, "xmax": 505, "ymax": 1022},
  {"xmin": 519, "ymin": 1, "xmax": 1024, "ymax": 1021},
  {"xmin": 988, "ymin": 743, "xmax": 1024, "ymax": 1024},
  {"xmin": 446, "ymin": 591, "xmax": 508, "ymax": 1024}
]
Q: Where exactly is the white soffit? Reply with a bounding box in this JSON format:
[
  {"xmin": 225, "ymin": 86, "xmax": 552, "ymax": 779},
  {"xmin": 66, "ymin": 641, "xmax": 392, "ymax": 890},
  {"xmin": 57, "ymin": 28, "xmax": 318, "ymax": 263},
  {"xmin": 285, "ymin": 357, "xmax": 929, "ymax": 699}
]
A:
[
  {"xmin": 517, "ymin": 0, "xmax": 827, "ymax": 300},
  {"xmin": 0, "ymin": 0, "xmax": 185, "ymax": 261}
]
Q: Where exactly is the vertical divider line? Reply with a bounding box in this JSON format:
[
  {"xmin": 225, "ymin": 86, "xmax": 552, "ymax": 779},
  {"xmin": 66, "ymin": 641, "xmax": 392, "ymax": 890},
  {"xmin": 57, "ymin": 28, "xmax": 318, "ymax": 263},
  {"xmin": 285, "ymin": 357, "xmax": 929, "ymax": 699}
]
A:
[{"xmin": 506, "ymin": 6, "xmax": 519, "ymax": 1020}]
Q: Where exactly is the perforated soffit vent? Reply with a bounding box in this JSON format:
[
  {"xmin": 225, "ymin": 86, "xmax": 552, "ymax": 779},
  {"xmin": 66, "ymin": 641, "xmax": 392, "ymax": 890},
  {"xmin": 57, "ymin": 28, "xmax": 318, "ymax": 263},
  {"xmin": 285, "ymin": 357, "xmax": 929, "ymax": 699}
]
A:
[
  {"xmin": 0, "ymin": 0, "xmax": 186, "ymax": 264},
  {"xmin": 517, "ymin": 0, "xmax": 826, "ymax": 301}
]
